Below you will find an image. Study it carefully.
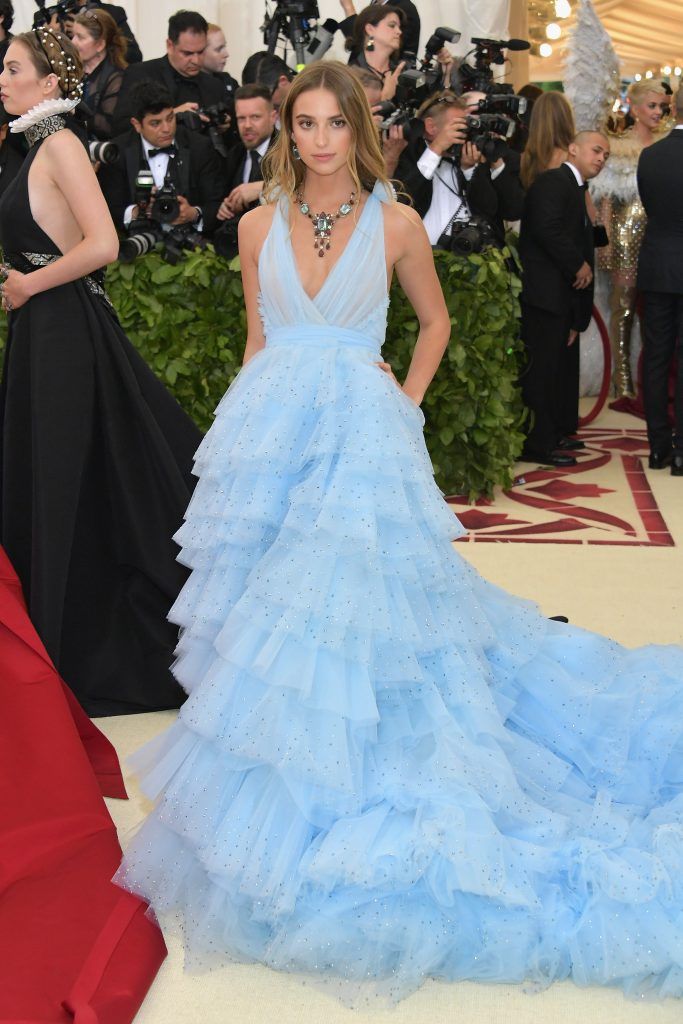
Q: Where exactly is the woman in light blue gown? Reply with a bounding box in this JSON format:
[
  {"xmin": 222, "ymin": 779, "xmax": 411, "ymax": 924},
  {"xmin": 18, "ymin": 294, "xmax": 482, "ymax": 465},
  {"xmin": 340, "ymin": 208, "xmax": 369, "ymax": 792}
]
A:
[{"xmin": 115, "ymin": 62, "xmax": 683, "ymax": 1004}]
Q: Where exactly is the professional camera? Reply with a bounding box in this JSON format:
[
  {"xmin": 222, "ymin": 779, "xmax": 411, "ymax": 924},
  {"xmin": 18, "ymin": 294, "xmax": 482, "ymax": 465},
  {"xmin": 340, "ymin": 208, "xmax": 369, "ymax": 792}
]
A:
[
  {"xmin": 118, "ymin": 169, "xmax": 183, "ymax": 263},
  {"xmin": 375, "ymin": 101, "xmax": 424, "ymax": 145},
  {"xmin": 119, "ymin": 221, "xmax": 206, "ymax": 265},
  {"xmin": 176, "ymin": 100, "xmax": 233, "ymax": 158},
  {"xmin": 396, "ymin": 27, "xmax": 461, "ymax": 109},
  {"xmin": 33, "ymin": 0, "xmax": 80, "ymax": 29},
  {"xmin": 212, "ymin": 217, "xmax": 241, "ymax": 261},
  {"xmin": 88, "ymin": 139, "xmax": 119, "ymax": 166},
  {"xmin": 262, "ymin": 0, "xmax": 320, "ymax": 67},
  {"xmin": 462, "ymin": 111, "xmax": 516, "ymax": 162},
  {"xmin": 458, "ymin": 36, "xmax": 531, "ymax": 93},
  {"xmin": 449, "ymin": 215, "xmax": 498, "ymax": 255}
]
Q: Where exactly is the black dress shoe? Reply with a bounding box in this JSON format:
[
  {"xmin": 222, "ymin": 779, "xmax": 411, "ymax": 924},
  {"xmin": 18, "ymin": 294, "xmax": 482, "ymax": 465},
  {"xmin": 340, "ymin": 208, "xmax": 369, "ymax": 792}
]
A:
[
  {"xmin": 519, "ymin": 449, "xmax": 577, "ymax": 467},
  {"xmin": 648, "ymin": 450, "xmax": 673, "ymax": 469},
  {"xmin": 549, "ymin": 615, "xmax": 569, "ymax": 623},
  {"xmin": 557, "ymin": 437, "xmax": 585, "ymax": 451},
  {"xmin": 672, "ymin": 454, "xmax": 683, "ymax": 477}
]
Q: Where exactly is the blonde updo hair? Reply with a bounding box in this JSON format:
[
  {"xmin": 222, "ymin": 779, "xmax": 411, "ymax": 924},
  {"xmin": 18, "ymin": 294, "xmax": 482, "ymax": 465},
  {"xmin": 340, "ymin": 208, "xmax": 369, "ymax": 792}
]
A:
[
  {"xmin": 13, "ymin": 28, "xmax": 83, "ymax": 101},
  {"xmin": 626, "ymin": 79, "xmax": 666, "ymax": 106},
  {"xmin": 262, "ymin": 60, "xmax": 393, "ymax": 206}
]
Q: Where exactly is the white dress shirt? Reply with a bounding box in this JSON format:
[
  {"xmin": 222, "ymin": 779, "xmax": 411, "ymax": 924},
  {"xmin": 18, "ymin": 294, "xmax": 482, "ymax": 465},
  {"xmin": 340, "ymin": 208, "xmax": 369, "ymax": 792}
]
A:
[
  {"xmin": 418, "ymin": 145, "xmax": 505, "ymax": 246},
  {"xmin": 563, "ymin": 160, "xmax": 584, "ymax": 187}
]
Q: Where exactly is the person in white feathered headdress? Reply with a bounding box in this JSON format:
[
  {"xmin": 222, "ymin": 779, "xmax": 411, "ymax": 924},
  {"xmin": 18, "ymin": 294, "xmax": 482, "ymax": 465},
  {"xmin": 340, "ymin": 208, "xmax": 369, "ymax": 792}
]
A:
[{"xmin": 564, "ymin": 0, "xmax": 668, "ymax": 403}]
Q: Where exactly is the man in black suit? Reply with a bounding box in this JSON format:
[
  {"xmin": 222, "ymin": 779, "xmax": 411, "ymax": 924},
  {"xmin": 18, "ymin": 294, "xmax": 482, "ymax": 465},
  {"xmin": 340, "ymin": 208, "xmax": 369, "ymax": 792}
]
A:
[
  {"xmin": 518, "ymin": 131, "xmax": 610, "ymax": 466},
  {"xmin": 637, "ymin": 89, "xmax": 683, "ymax": 476},
  {"xmin": 394, "ymin": 91, "xmax": 501, "ymax": 247},
  {"xmin": 98, "ymin": 81, "xmax": 226, "ymax": 237},
  {"xmin": 112, "ymin": 10, "xmax": 226, "ymax": 136},
  {"xmin": 217, "ymin": 85, "xmax": 277, "ymax": 224},
  {"xmin": 338, "ymin": 0, "xmax": 420, "ymax": 56}
]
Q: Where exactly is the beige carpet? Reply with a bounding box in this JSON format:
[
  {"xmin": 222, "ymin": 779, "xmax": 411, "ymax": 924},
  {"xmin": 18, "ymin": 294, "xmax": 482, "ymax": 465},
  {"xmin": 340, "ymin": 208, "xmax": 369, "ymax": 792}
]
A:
[{"xmin": 100, "ymin": 406, "xmax": 683, "ymax": 1024}]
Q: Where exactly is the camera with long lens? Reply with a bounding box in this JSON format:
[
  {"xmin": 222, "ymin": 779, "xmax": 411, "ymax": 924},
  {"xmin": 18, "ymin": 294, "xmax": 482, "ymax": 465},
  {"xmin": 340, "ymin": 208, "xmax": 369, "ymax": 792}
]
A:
[
  {"xmin": 262, "ymin": 0, "xmax": 320, "ymax": 66},
  {"xmin": 448, "ymin": 215, "xmax": 498, "ymax": 255},
  {"xmin": 88, "ymin": 139, "xmax": 119, "ymax": 165},
  {"xmin": 150, "ymin": 180, "xmax": 180, "ymax": 225}
]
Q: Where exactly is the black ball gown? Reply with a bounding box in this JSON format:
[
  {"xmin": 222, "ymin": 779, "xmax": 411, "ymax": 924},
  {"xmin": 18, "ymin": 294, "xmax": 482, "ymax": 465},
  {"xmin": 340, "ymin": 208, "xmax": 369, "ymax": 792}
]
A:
[{"xmin": 0, "ymin": 110, "xmax": 202, "ymax": 716}]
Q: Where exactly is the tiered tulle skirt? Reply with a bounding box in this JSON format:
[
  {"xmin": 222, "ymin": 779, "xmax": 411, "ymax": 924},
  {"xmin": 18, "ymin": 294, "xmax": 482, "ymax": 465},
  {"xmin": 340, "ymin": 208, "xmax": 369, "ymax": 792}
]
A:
[{"xmin": 115, "ymin": 337, "xmax": 683, "ymax": 1003}]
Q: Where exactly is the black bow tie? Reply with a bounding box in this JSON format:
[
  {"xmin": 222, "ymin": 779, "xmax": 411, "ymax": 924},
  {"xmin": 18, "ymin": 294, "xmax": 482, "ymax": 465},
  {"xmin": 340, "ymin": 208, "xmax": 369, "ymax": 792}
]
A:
[{"xmin": 148, "ymin": 145, "xmax": 176, "ymax": 158}]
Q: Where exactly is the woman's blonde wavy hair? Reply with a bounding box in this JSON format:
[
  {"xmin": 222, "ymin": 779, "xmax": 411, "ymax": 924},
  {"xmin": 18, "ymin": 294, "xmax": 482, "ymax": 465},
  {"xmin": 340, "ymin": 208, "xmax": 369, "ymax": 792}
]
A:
[{"xmin": 261, "ymin": 60, "xmax": 393, "ymax": 207}]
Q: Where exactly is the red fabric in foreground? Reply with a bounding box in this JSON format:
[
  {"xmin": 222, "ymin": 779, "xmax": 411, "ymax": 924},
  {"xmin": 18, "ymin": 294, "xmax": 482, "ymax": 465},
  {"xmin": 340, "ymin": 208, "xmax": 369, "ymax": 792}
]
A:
[{"xmin": 0, "ymin": 547, "xmax": 167, "ymax": 1023}]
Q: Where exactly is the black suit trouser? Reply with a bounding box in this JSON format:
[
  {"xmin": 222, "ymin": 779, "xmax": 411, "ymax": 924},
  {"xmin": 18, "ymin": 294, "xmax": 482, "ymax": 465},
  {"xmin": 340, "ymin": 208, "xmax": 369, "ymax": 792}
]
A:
[
  {"xmin": 641, "ymin": 290, "xmax": 683, "ymax": 454},
  {"xmin": 520, "ymin": 302, "xmax": 577, "ymax": 453}
]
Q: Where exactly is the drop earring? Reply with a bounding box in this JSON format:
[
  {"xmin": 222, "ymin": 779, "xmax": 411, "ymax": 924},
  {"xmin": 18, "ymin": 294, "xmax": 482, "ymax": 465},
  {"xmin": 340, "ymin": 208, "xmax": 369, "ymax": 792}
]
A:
[
  {"xmin": 366, "ymin": 36, "xmax": 375, "ymax": 51},
  {"xmin": 291, "ymin": 139, "xmax": 301, "ymax": 160}
]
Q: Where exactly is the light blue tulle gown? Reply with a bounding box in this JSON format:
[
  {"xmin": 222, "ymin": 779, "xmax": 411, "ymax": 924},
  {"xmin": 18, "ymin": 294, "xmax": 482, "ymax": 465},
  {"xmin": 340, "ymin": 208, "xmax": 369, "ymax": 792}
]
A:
[{"xmin": 115, "ymin": 181, "xmax": 683, "ymax": 1003}]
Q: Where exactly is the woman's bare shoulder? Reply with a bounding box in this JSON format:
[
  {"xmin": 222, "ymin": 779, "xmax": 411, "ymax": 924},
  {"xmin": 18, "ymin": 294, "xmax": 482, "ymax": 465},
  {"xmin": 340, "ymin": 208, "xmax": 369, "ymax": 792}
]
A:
[
  {"xmin": 382, "ymin": 199, "xmax": 429, "ymax": 256},
  {"xmin": 238, "ymin": 202, "xmax": 277, "ymax": 258}
]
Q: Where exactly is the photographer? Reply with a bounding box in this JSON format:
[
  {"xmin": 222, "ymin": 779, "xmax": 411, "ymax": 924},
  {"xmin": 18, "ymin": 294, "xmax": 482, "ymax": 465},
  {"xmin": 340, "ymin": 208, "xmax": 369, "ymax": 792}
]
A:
[
  {"xmin": 461, "ymin": 89, "xmax": 525, "ymax": 226},
  {"xmin": 350, "ymin": 66, "xmax": 407, "ymax": 176},
  {"xmin": 112, "ymin": 10, "xmax": 226, "ymax": 137},
  {"xmin": 219, "ymin": 84, "xmax": 277, "ymax": 222},
  {"xmin": 99, "ymin": 80, "xmax": 225, "ymax": 237},
  {"xmin": 71, "ymin": 8, "xmax": 127, "ymax": 140},
  {"xmin": 395, "ymin": 91, "xmax": 500, "ymax": 248}
]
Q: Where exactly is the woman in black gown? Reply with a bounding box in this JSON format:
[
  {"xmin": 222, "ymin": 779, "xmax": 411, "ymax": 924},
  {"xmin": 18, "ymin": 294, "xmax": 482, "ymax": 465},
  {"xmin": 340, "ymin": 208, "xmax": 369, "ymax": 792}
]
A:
[{"xmin": 0, "ymin": 28, "xmax": 202, "ymax": 716}]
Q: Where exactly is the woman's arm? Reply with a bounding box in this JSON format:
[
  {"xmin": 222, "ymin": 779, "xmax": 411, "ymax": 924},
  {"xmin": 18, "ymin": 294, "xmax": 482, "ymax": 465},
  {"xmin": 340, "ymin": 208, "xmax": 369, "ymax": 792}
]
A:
[
  {"xmin": 389, "ymin": 205, "xmax": 451, "ymax": 405},
  {"xmin": 238, "ymin": 205, "xmax": 272, "ymax": 365},
  {"xmin": 4, "ymin": 130, "xmax": 119, "ymax": 309}
]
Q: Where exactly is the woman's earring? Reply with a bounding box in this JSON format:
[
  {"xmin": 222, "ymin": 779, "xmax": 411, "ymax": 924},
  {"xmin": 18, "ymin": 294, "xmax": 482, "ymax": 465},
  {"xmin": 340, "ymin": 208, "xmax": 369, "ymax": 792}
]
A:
[
  {"xmin": 292, "ymin": 140, "xmax": 301, "ymax": 160},
  {"xmin": 366, "ymin": 36, "xmax": 375, "ymax": 51}
]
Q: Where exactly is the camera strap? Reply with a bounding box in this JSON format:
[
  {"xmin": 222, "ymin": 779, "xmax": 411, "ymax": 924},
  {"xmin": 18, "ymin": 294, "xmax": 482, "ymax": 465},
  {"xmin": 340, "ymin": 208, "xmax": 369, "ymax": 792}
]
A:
[{"xmin": 435, "ymin": 160, "xmax": 470, "ymax": 237}]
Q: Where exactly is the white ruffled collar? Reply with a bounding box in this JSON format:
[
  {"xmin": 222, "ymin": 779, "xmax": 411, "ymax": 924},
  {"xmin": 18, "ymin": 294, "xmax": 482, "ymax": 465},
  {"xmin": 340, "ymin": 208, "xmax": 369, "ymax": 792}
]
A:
[{"xmin": 9, "ymin": 97, "xmax": 80, "ymax": 134}]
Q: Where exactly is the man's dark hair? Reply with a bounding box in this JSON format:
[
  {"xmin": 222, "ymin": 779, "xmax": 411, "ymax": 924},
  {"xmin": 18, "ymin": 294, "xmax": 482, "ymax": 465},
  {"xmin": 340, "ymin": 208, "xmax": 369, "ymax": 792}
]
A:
[
  {"xmin": 235, "ymin": 84, "xmax": 273, "ymax": 106},
  {"xmin": 168, "ymin": 9, "xmax": 208, "ymax": 43},
  {"xmin": 129, "ymin": 80, "xmax": 175, "ymax": 122},
  {"xmin": 0, "ymin": 1, "xmax": 14, "ymax": 33},
  {"xmin": 241, "ymin": 51, "xmax": 294, "ymax": 93}
]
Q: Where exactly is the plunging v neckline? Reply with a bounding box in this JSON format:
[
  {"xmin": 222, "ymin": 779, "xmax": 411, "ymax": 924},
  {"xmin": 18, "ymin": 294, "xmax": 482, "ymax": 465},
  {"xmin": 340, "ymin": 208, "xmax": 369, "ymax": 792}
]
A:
[{"xmin": 285, "ymin": 191, "xmax": 373, "ymax": 306}]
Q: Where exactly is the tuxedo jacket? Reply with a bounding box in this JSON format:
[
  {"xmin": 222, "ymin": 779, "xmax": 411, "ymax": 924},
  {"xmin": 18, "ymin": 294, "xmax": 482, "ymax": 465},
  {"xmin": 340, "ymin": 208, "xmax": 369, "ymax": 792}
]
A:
[
  {"xmin": 637, "ymin": 129, "xmax": 683, "ymax": 294},
  {"xmin": 519, "ymin": 163, "xmax": 594, "ymax": 331},
  {"xmin": 97, "ymin": 125, "xmax": 227, "ymax": 235},
  {"xmin": 395, "ymin": 137, "xmax": 499, "ymax": 224},
  {"xmin": 112, "ymin": 56, "xmax": 226, "ymax": 136},
  {"xmin": 224, "ymin": 133, "xmax": 278, "ymax": 198}
]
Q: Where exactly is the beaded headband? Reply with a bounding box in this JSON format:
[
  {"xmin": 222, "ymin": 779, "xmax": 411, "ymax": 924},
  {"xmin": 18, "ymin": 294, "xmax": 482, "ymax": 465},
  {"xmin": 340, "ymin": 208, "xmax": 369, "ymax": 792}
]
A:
[{"xmin": 33, "ymin": 26, "xmax": 84, "ymax": 102}]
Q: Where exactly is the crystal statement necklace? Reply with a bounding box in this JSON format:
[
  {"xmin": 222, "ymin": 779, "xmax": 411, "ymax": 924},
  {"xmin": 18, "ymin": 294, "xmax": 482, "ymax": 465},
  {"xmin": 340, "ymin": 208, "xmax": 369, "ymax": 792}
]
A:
[{"xmin": 295, "ymin": 189, "xmax": 356, "ymax": 257}]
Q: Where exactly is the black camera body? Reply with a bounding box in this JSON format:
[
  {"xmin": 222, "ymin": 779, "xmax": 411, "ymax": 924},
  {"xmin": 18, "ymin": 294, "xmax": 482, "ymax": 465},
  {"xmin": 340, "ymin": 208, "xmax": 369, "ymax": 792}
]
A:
[
  {"xmin": 33, "ymin": 0, "xmax": 80, "ymax": 28},
  {"xmin": 262, "ymin": 0, "xmax": 321, "ymax": 65},
  {"xmin": 396, "ymin": 27, "xmax": 461, "ymax": 110},
  {"xmin": 448, "ymin": 215, "xmax": 498, "ymax": 255}
]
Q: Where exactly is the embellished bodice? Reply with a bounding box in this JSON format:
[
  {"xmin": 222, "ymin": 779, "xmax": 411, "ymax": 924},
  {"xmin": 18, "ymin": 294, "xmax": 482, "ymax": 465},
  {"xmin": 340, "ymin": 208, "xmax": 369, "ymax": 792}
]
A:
[{"xmin": 257, "ymin": 179, "xmax": 392, "ymax": 349}]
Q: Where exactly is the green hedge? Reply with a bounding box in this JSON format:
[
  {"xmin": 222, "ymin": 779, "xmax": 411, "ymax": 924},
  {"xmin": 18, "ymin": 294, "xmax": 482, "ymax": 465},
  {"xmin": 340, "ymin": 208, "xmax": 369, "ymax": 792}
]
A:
[{"xmin": 0, "ymin": 245, "xmax": 525, "ymax": 498}]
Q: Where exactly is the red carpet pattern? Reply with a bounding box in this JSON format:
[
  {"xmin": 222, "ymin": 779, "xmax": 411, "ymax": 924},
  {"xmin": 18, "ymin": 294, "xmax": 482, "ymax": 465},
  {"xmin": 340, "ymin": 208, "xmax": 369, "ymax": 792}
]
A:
[{"xmin": 449, "ymin": 427, "xmax": 674, "ymax": 547}]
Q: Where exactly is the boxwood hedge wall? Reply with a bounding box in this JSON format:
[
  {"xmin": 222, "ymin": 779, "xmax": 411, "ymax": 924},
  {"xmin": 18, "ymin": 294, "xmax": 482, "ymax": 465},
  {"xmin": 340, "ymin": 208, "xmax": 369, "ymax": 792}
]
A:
[{"xmin": 0, "ymin": 245, "xmax": 526, "ymax": 498}]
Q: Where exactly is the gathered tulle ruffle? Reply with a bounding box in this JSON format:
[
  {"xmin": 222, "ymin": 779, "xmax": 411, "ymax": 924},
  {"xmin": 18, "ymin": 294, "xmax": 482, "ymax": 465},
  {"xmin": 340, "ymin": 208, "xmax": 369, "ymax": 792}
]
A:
[{"xmin": 115, "ymin": 333, "xmax": 683, "ymax": 1004}]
